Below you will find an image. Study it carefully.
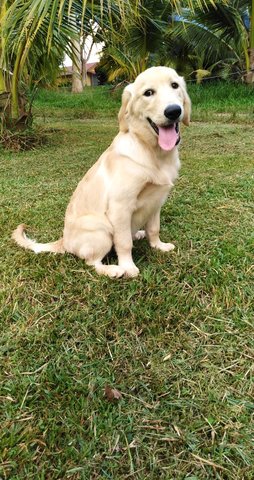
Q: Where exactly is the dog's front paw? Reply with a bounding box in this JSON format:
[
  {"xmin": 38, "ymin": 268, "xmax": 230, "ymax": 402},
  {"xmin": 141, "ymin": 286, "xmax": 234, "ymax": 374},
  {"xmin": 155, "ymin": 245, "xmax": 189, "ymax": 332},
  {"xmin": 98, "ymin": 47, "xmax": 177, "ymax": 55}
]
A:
[
  {"xmin": 124, "ymin": 264, "xmax": 140, "ymax": 278},
  {"xmin": 133, "ymin": 230, "xmax": 146, "ymax": 240},
  {"xmin": 151, "ymin": 240, "xmax": 175, "ymax": 252}
]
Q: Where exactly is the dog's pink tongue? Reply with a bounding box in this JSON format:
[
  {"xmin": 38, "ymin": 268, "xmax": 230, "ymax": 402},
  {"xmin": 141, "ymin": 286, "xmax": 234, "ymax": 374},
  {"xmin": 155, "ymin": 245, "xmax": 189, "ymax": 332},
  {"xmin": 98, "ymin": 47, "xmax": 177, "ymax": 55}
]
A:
[{"xmin": 158, "ymin": 125, "xmax": 178, "ymax": 151}]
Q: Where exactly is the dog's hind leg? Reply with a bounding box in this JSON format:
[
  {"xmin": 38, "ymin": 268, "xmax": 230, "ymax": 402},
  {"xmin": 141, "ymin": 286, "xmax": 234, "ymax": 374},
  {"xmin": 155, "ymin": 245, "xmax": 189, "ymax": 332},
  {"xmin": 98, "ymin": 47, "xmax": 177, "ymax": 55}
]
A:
[
  {"xmin": 89, "ymin": 261, "xmax": 125, "ymax": 278},
  {"xmin": 82, "ymin": 239, "xmax": 125, "ymax": 278},
  {"xmin": 64, "ymin": 215, "xmax": 125, "ymax": 278}
]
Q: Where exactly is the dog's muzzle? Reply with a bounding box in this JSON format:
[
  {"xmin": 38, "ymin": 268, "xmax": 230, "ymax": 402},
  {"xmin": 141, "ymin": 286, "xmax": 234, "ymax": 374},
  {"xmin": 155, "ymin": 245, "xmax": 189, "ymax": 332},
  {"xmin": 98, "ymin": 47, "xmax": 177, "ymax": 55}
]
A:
[{"xmin": 147, "ymin": 118, "xmax": 180, "ymax": 151}]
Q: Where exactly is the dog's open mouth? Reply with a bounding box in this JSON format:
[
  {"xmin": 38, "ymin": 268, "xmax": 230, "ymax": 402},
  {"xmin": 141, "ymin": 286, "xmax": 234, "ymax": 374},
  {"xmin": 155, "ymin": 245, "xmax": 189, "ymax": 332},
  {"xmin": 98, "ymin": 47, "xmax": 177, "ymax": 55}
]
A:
[{"xmin": 147, "ymin": 118, "xmax": 179, "ymax": 151}]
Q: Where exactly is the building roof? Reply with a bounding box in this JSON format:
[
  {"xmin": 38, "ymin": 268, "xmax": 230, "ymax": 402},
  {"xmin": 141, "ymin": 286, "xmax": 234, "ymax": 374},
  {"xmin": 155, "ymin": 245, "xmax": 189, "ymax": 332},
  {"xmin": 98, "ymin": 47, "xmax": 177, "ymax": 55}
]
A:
[
  {"xmin": 61, "ymin": 62, "xmax": 98, "ymax": 76},
  {"xmin": 86, "ymin": 62, "xmax": 97, "ymax": 73}
]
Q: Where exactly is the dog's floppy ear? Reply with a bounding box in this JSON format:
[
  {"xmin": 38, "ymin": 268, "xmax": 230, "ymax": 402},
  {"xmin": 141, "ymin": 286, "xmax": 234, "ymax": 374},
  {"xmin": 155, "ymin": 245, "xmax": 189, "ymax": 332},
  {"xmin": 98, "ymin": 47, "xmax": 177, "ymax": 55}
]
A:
[
  {"xmin": 118, "ymin": 83, "xmax": 133, "ymax": 132},
  {"xmin": 181, "ymin": 77, "xmax": 191, "ymax": 127},
  {"xmin": 181, "ymin": 79, "xmax": 191, "ymax": 126}
]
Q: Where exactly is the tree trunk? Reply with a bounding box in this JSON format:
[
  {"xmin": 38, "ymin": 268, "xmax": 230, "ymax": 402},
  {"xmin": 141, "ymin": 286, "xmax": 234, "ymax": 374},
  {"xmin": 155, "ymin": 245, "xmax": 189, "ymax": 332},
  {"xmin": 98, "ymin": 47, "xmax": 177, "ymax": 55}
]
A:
[
  {"xmin": 11, "ymin": 47, "xmax": 23, "ymax": 119},
  {"xmin": 81, "ymin": 35, "xmax": 87, "ymax": 87},
  {"xmin": 246, "ymin": 48, "xmax": 254, "ymax": 83},
  {"xmin": 82, "ymin": 58, "xmax": 87, "ymax": 87},
  {"xmin": 0, "ymin": 69, "xmax": 6, "ymax": 92},
  {"xmin": 71, "ymin": 38, "xmax": 83, "ymax": 93},
  {"xmin": 0, "ymin": 2, "xmax": 7, "ymax": 93},
  {"xmin": 81, "ymin": 35, "xmax": 94, "ymax": 87},
  {"xmin": 246, "ymin": 0, "xmax": 254, "ymax": 83}
]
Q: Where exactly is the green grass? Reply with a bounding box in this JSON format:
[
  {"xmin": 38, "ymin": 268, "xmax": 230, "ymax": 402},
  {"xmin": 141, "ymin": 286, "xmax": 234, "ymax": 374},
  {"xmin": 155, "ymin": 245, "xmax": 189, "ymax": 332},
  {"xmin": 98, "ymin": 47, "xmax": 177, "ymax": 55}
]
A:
[
  {"xmin": 1, "ymin": 83, "xmax": 254, "ymax": 479},
  {"xmin": 35, "ymin": 81, "xmax": 254, "ymax": 122},
  {"xmin": 34, "ymin": 86, "xmax": 121, "ymax": 120},
  {"xmin": 188, "ymin": 80, "xmax": 254, "ymax": 111}
]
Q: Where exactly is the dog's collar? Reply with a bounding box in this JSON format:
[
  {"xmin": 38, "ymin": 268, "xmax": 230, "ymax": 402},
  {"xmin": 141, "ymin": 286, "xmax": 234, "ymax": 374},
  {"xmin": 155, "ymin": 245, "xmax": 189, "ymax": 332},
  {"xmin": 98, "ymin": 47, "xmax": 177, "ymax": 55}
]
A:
[
  {"xmin": 175, "ymin": 122, "xmax": 181, "ymax": 146},
  {"xmin": 175, "ymin": 131, "xmax": 181, "ymax": 146},
  {"xmin": 175, "ymin": 136, "xmax": 181, "ymax": 146},
  {"xmin": 147, "ymin": 118, "xmax": 181, "ymax": 148}
]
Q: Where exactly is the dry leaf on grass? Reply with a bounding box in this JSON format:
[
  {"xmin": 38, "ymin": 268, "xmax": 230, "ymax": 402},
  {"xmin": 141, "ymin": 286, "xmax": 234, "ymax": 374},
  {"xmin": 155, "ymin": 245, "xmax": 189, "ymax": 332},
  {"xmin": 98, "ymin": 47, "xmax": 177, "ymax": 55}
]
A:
[
  {"xmin": 104, "ymin": 385, "xmax": 122, "ymax": 402},
  {"xmin": 163, "ymin": 353, "xmax": 172, "ymax": 362}
]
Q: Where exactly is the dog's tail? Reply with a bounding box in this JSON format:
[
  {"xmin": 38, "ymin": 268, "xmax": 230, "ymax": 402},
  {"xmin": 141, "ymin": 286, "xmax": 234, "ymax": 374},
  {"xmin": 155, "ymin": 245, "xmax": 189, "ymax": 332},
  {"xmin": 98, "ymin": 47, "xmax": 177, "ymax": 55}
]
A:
[{"xmin": 12, "ymin": 224, "xmax": 65, "ymax": 254}]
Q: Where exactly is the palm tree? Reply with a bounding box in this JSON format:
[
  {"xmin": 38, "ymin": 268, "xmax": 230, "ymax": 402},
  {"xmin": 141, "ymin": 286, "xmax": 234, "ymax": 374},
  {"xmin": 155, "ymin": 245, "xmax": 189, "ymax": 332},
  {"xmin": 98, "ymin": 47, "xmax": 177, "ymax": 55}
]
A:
[
  {"xmin": 170, "ymin": 0, "xmax": 254, "ymax": 82},
  {"xmin": 1, "ymin": 0, "xmax": 137, "ymax": 127},
  {"xmin": 0, "ymin": 0, "xmax": 234, "ymax": 133},
  {"xmin": 1, "ymin": 0, "xmax": 80, "ymax": 126},
  {"xmin": 99, "ymin": 0, "xmax": 174, "ymax": 82}
]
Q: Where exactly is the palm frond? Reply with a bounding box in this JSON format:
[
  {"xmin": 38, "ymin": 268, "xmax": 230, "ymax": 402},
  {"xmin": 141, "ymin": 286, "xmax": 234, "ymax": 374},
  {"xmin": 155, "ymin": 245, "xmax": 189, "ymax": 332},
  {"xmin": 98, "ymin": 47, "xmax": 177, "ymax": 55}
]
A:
[{"xmin": 170, "ymin": 2, "xmax": 249, "ymax": 69}]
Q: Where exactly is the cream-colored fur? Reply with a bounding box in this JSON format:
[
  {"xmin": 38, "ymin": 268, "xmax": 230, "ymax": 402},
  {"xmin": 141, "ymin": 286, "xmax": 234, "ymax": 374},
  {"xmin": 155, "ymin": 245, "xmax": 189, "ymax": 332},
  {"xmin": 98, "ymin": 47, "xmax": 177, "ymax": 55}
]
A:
[{"xmin": 12, "ymin": 66, "xmax": 191, "ymax": 278}]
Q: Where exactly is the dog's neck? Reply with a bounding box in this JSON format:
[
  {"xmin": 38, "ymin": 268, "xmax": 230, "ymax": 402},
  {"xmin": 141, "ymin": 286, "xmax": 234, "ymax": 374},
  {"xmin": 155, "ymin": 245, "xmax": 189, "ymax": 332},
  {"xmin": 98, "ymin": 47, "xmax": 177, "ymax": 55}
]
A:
[{"xmin": 128, "ymin": 121, "xmax": 181, "ymax": 155}]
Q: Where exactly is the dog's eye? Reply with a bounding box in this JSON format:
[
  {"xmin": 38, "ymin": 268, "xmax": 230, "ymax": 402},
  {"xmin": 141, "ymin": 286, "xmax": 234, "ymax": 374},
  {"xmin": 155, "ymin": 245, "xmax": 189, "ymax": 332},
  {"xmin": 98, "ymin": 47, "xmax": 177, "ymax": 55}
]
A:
[
  {"xmin": 171, "ymin": 82, "xmax": 179, "ymax": 89},
  {"xmin": 144, "ymin": 89, "xmax": 155, "ymax": 97}
]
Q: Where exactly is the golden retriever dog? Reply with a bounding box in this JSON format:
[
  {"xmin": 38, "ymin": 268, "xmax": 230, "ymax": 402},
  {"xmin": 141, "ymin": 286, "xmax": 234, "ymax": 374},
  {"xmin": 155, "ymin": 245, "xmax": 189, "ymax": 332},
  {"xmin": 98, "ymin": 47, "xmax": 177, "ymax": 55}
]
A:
[{"xmin": 12, "ymin": 66, "xmax": 191, "ymax": 278}]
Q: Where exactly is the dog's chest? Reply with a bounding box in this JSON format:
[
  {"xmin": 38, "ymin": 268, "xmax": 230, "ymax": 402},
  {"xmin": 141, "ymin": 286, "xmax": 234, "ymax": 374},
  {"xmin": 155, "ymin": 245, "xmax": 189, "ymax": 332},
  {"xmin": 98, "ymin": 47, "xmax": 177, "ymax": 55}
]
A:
[
  {"xmin": 132, "ymin": 160, "xmax": 179, "ymax": 229},
  {"xmin": 136, "ymin": 182, "xmax": 170, "ymax": 211},
  {"xmin": 131, "ymin": 183, "xmax": 169, "ymax": 231}
]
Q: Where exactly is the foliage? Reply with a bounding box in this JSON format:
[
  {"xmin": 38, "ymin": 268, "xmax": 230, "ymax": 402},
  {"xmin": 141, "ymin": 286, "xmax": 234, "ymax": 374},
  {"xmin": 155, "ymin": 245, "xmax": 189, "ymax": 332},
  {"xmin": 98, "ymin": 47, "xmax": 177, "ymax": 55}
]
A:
[
  {"xmin": 99, "ymin": 0, "xmax": 254, "ymax": 83},
  {"xmin": 170, "ymin": 0, "xmax": 252, "ymax": 81},
  {"xmin": 99, "ymin": 0, "xmax": 174, "ymax": 82},
  {"xmin": 1, "ymin": 0, "xmax": 253, "ymax": 137},
  {"xmin": 0, "ymin": 0, "xmax": 140, "ymax": 127}
]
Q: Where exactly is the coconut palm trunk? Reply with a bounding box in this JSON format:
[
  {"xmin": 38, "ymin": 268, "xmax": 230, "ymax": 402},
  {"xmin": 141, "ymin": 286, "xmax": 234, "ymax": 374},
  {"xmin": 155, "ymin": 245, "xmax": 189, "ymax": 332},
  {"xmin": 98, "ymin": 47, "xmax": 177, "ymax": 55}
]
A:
[
  {"xmin": 0, "ymin": 65, "xmax": 6, "ymax": 93},
  {"xmin": 0, "ymin": 1, "xmax": 7, "ymax": 93},
  {"xmin": 246, "ymin": 0, "xmax": 254, "ymax": 83},
  {"xmin": 71, "ymin": 38, "xmax": 83, "ymax": 93},
  {"xmin": 0, "ymin": 1, "xmax": 9, "ymax": 128},
  {"xmin": 1, "ymin": 0, "xmax": 30, "ymax": 129}
]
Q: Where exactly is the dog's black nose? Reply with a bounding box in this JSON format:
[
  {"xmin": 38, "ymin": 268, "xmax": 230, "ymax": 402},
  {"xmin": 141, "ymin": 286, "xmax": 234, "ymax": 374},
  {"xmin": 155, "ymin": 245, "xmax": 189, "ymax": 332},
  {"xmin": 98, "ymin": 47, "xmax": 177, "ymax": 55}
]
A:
[{"xmin": 164, "ymin": 104, "xmax": 182, "ymax": 121}]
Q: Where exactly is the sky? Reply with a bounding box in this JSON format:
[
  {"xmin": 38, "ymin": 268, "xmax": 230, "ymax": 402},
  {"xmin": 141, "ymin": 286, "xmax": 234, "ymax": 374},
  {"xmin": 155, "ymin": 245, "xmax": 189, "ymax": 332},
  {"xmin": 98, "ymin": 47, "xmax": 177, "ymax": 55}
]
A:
[{"xmin": 64, "ymin": 38, "xmax": 103, "ymax": 66}]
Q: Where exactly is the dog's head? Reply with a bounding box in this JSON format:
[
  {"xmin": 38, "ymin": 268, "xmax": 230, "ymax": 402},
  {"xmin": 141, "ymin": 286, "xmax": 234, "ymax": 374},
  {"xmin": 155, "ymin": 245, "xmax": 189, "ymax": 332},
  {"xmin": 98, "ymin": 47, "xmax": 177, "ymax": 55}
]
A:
[{"xmin": 118, "ymin": 66, "xmax": 191, "ymax": 151}]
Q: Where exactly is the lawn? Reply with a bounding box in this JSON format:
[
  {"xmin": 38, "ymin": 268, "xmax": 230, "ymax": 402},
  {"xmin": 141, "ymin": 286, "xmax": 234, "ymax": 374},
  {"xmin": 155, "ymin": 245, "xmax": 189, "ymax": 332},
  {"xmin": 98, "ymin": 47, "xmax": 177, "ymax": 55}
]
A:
[{"xmin": 0, "ymin": 82, "xmax": 254, "ymax": 479}]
